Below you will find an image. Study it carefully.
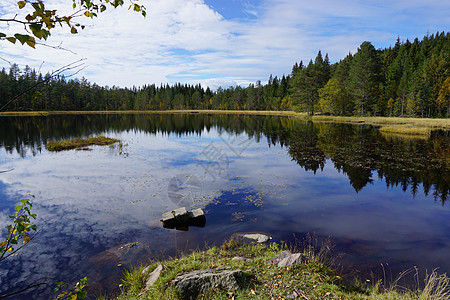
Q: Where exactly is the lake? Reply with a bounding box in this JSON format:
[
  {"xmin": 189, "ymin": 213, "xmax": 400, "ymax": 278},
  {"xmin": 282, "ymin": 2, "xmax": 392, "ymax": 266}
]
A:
[{"xmin": 0, "ymin": 113, "xmax": 448, "ymax": 298}]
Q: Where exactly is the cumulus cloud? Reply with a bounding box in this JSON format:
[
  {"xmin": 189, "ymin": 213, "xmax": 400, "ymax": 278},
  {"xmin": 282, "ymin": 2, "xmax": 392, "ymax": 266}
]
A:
[{"xmin": 0, "ymin": 0, "xmax": 449, "ymax": 88}]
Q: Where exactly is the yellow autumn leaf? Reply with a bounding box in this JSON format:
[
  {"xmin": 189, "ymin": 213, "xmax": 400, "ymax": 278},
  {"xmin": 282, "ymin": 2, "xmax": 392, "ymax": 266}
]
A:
[
  {"xmin": 7, "ymin": 247, "xmax": 13, "ymax": 252},
  {"xmin": 23, "ymin": 235, "xmax": 31, "ymax": 243},
  {"xmin": 0, "ymin": 240, "xmax": 7, "ymax": 247},
  {"xmin": 84, "ymin": 11, "xmax": 90, "ymax": 17},
  {"xmin": 17, "ymin": 1, "xmax": 26, "ymax": 9},
  {"xmin": 70, "ymin": 294, "xmax": 77, "ymax": 300}
]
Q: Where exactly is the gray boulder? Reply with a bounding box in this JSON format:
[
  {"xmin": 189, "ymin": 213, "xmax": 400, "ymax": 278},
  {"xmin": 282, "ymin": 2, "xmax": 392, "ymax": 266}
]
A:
[
  {"xmin": 266, "ymin": 251, "xmax": 309, "ymax": 267},
  {"xmin": 144, "ymin": 264, "xmax": 163, "ymax": 288},
  {"xmin": 171, "ymin": 268, "xmax": 245, "ymax": 299},
  {"xmin": 242, "ymin": 233, "xmax": 271, "ymax": 243},
  {"xmin": 230, "ymin": 232, "xmax": 272, "ymax": 245}
]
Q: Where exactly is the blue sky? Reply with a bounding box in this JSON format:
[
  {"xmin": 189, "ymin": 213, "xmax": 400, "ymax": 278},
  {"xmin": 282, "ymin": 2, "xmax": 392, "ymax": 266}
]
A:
[{"xmin": 0, "ymin": 0, "xmax": 449, "ymax": 90}]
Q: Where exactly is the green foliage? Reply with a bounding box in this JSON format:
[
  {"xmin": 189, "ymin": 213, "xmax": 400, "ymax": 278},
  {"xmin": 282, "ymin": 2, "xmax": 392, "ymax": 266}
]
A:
[
  {"xmin": 290, "ymin": 51, "xmax": 331, "ymax": 115},
  {"xmin": 318, "ymin": 78, "xmax": 353, "ymax": 115},
  {"xmin": 0, "ymin": 196, "xmax": 37, "ymax": 262},
  {"xmin": 53, "ymin": 277, "xmax": 88, "ymax": 300},
  {"xmin": 437, "ymin": 77, "xmax": 450, "ymax": 115},
  {"xmin": 348, "ymin": 41, "xmax": 382, "ymax": 116},
  {"xmin": 0, "ymin": 0, "xmax": 146, "ymax": 47}
]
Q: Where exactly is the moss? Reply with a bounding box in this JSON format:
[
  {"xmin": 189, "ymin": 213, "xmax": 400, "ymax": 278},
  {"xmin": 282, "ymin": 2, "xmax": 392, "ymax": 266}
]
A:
[{"xmin": 46, "ymin": 136, "xmax": 120, "ymax": 152}]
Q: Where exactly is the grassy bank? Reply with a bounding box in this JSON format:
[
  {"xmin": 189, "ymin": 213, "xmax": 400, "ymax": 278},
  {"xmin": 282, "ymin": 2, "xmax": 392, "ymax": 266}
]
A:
[
  {"xmin": 0, "ymin": 110, "xmax": 302, "ymax": 117},
  {"xmin": 110, "ymin": 242, "xmax": 449, "ymax": 300},
  {"xmin": 46, "ymin": 136, "xmax": 120, "ymax": 151},
  {"xmin": 312, "ymin": 115, "xmax": 450, "ymax": 136},
  {"xmin": 1, "ymin": 110, "xmax": 448, "ymax": 134}
]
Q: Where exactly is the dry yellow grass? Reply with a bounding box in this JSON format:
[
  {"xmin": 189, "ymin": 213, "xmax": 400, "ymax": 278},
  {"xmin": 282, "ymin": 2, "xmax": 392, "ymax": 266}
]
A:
[{"xmin": 312, "ymin": 115, "xmax": 450, "ymax": 131}]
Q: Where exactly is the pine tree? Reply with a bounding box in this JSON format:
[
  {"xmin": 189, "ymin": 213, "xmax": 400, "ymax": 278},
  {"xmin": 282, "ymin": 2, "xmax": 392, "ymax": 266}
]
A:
[{"xmin": 348, "ymin": 42, "xmax": 382, "ymax": 115}]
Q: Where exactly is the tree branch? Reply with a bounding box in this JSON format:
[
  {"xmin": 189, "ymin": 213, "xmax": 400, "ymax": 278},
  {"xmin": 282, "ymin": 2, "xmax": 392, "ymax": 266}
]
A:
[{"xmin": 0, "ymin": 282, "xmax": 47, "ymax": 299}]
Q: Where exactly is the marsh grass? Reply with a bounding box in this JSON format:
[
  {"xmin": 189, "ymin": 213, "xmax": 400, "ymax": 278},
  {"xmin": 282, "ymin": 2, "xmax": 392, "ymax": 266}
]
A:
[
  {"xmin": 312, "ymin": 115, "xmax": 450, "ymax": 131},
  {"xmin": 379, "ymin": 126, "xmax": 431, "ymax": 136},
  {"xmin": 46, "ymin": 136, "xmax": 120, "ymax": 151}
]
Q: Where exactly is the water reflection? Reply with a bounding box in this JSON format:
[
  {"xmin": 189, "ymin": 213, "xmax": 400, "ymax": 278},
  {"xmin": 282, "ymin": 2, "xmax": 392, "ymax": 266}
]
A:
[
  {"xmin": 1, "ymin": 114, "xmax": 448, "ymax": 202},
  {"xmin": 0, "ymin": 114, "xmax": 448, "ymax": 298}
]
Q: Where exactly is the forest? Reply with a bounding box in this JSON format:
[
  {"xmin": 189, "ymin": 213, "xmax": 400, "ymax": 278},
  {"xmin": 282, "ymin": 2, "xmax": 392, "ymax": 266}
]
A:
[{"xmin": 0, "ymin": 31, "xmax": 449, "ymax": 117}]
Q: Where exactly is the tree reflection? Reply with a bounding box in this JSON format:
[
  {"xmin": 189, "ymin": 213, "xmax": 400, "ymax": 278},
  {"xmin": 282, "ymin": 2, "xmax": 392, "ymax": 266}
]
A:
[{"xmin": 0, "ymin": 114, "xmax": 448, "ymax": 203}]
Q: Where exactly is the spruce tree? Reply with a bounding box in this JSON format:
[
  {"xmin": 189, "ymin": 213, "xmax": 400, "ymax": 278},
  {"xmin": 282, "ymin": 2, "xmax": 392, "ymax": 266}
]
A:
[{"xmin": 348, "ymin": 41, "xmax": 382, "ymax": 115}]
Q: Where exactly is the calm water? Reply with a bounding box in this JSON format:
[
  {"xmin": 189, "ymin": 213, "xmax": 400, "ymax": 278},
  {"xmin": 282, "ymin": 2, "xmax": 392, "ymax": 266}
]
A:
[{"xmin": 0, "ymin": 114, "xmax": 448, "ymax": 298}]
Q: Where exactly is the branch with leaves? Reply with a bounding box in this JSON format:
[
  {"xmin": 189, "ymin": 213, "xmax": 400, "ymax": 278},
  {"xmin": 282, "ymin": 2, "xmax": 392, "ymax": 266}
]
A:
[
  {"xmin": 0, "ymin": 0, "xmax": 146, "ymax": 48},
  {"xmin": 0, "ymin": 196, "xmax": 38, "ymax": 262},
  {"xmin": 53, "ymin": 277, "xmax": 88, "ymax": 300}
]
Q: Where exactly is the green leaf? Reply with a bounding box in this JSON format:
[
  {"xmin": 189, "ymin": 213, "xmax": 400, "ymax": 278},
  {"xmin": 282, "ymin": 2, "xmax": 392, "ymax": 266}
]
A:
[
  {"xmin": 71, "ymin": 27, "xmax": 78, "ymax": 34},
  {"xmin": 0, "ymin": 32, "xmax": 6, "ymax": 38},
  {"xmin": 17, "ymin": 224, "xmax": 25, "ymax": 232},
  {"xmin": 17, "ymin": 0, "xmax": 26, "ymax": 9},
  {"xmin": 30, "ymin": 24, "xmax": 45, "ymax": 39},
  {"xmin": 26, "ymin": 38, "xmax": 36, "ymax": 48}
]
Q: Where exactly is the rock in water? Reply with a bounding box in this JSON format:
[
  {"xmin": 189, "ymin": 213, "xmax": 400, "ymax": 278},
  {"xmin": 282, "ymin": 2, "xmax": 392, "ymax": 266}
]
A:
[
  {"xmin": 171, "ymin": 268, "xmax": 245, "ymax": 299},
  {"xmin": 230, "ymin": 232, "xmax": 272, "ymax": 245},
  {"xmin": 161, "ymin": 207, "xmax": 206, "ymax": 230},
  {"xmin": 242, "ymin": 233, "xmax": 271, "ymax": 243}
]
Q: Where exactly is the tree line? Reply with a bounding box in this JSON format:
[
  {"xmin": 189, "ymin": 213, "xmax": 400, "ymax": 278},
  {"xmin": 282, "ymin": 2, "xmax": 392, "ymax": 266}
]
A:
[{"xmin": 1, "ymin": 32, "xmax": 448, "ymax": 117}]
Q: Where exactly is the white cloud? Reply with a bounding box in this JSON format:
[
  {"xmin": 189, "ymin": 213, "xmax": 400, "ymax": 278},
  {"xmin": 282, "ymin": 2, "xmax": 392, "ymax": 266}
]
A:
[{"xmin": 1, "ymin": 0, "xmax": 449, "ymax": 89}]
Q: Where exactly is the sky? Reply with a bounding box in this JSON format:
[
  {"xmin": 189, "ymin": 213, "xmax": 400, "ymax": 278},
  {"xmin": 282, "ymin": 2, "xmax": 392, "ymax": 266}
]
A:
[{"xmin": 0, "ymin": 0, "xmax": 449, "ymax": 90}]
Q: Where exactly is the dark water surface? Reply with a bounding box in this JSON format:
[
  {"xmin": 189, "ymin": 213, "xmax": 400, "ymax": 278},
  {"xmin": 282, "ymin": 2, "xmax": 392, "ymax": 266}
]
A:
[{"xmin": 0, "ymin": 114, "xmax": 448, "ymax": 298}]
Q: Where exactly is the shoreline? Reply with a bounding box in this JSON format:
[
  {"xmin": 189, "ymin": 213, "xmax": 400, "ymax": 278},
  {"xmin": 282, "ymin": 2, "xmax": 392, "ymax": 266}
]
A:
[
  {"xmin": 112, "ymin": 241, "xmax": 450, "ymax": 300},
  {"xmin": 1, "ymin": 110, "xmax": 448, "ymax": 133}
]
